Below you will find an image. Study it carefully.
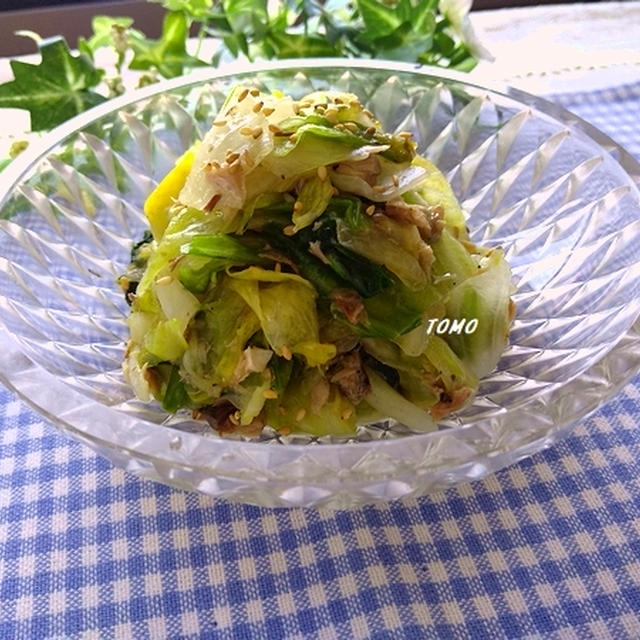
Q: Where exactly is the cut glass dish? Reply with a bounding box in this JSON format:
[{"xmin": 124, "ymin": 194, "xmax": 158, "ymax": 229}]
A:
[{"xmin": 1, "ymin": 60, "xmax": 639, "ymax": 508}]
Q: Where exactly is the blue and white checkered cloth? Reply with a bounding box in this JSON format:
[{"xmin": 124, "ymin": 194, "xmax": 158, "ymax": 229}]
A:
[{"xmin": 2, "ymin": 79, "xmax": 640, "ymax": 640}]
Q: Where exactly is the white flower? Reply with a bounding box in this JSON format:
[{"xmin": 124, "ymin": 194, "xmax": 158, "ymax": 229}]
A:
[{"xmin": 439, "ymin": 0, "xmax": 494, "ymax": 61}]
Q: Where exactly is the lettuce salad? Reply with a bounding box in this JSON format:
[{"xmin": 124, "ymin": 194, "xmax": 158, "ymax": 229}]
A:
[{"xmin": 120, "ymin": 86, "xmax": 514, "ymax": 437}]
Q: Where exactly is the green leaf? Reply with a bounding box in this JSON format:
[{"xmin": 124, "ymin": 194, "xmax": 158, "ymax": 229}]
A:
[
  {"xmin": 265, "ymin": 31, "xmax": 339, "ymax": 58},
  {"xmin": 356, "ymin": 0, "xmax": 402, "ymax": 40},
  {"xmin": 223, "ymin": 0, "xmax": 268, "ymax": 36},
  {"xmin": 203, "ymin": 11, "xmax": 234, "ymax": 36},
  {"xmin": 0, "ymin": 36, "xmax": 106, "ymax": 131},
  {"xmin": 162, "ymin": 364, "xmax": 191, "ymax": 412},
  {"xmin": 222, "ymin": 32, "xmax": 249, "ymax": 58},
  {"xmin": 130, "ymin": 12, "xmax": 204, "ymax": 78},
  {"xmin": 451, "ymin": 55, "xmax": 477, "ymax": 72},
  {"xmin": 434, "ymin": 30, "xmax": 455, "ymax": 57},
  {"xmin": 409, "ymin": 1, "xmax": 437, "ymax": 36},
  {"xmin": 396, "ymin": 0, "xmax": 413, "ymax": 22},
  {"xmin": 372, "ymin": 16, "xmax": 436, "ymax": 60}
]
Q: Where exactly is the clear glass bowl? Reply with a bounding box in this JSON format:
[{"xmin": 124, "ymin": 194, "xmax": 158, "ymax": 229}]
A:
[{"xmin": 1, "ymin": 59, "xmax": 640, "ymax": 509}]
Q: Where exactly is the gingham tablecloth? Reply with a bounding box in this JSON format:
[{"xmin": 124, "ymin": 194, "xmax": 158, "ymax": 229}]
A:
[{"xmin": 2, "ymin": 80, "xmax": 640, "ymax": 640}]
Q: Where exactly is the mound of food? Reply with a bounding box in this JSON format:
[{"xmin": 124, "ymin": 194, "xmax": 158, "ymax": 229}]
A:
[{"xmin": 120, "ymin": 86, "xmax": 514, "ymax": 437}]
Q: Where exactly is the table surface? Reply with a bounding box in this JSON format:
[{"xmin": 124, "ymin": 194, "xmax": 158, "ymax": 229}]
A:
[{"xmin": 2, "ymin": 3, "xmax": 640, "ymax": 639}]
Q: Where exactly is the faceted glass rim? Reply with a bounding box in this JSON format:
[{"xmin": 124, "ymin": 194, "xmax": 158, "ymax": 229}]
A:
[
  {"xmin": 3, "ymin": 58, "xmax": 639, "ymax": 195},
  {"xmin": 1, "ymin": 58, "xmax": 640, "ymax": 489}
]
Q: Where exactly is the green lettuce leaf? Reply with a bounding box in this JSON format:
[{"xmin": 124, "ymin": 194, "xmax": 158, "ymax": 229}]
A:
[
  {"xmin": 228, "ymin": 371, "xmax": 271, "ymax": 425},
  {"xmin": 431, "ymin": 226, "xmax": 478, "ymax": 283},
  {"xmin": 336, "ymin": 217, "xmax": 428, "ymax": 290},
  {"xmin": 184, "ymin": 278, "xmax": 261, "ymax": 386},
  {"xmin": 412, "ymin": 156, "xmax": 468, "ymax": 235},
  {"xmin": 292, "ymin": 174, "xmax": 335, "ymax": 232},
  {"xmin": 365, "ymin": 367, "xmax": 436, "ymax": 432},
  {"xmin": 264, "ymin": 124, "xmax": 381, "ymax": 178},
  {"xmin": 264, "ymin": 369, "xmax": 356, "ymax": 436},
  {"xmin": 144, "ymin": 317, "xmax": 189, "ymax": 362},
  {"xmin": 227, "ymin": 267, "xmax": 336, "ymax": 365},
  {"xmin": 444, "ymin": 250, "xmax": 513, "ymax": 378}
]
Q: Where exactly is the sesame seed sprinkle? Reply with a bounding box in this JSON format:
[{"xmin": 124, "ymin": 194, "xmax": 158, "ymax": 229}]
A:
[{"xmin": 325, "ymin": 108, "xmax": 338, "ymax": 123}]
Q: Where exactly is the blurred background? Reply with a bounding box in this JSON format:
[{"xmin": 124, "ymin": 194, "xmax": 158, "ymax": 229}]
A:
[{"xmin": 0, "ymin": 0, "xmax": 608, "ymax": 56}]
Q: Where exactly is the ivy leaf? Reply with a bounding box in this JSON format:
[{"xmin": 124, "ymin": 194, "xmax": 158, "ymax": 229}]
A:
[
  {"xmin": 130, "ymin": 11, "xmax": 204, "ymax": 78},
  {"xmin": 0, "ymin": 36, "xmax": 106, "ymax": 132}
]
